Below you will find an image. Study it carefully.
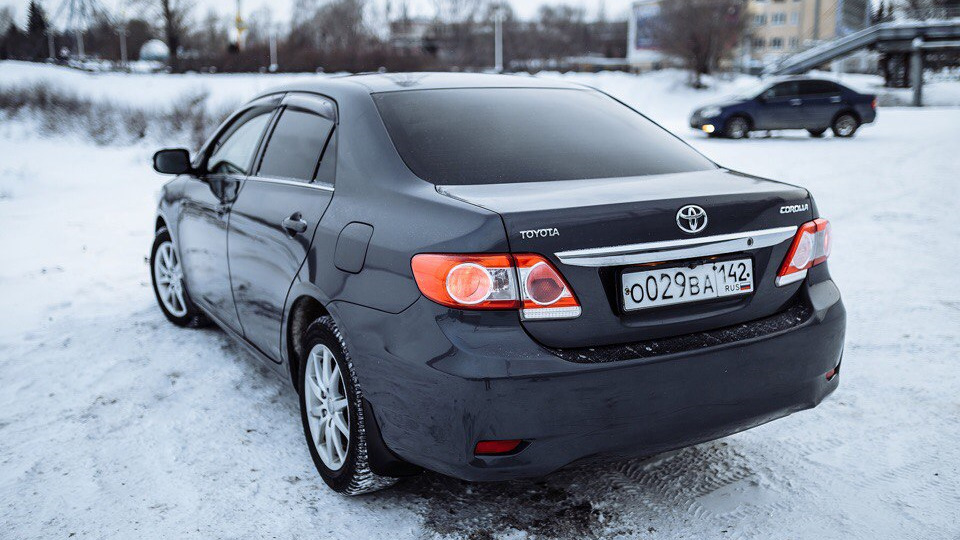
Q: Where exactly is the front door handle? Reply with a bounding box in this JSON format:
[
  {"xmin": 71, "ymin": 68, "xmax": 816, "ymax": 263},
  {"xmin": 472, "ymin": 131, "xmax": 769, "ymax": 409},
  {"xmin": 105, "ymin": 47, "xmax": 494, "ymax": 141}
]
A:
[
  {"xmin": 282, "ymin": 212, "xmax": 308, "ymax": 235},
  {"xmin": 789, "ymin": 99, "xmax": 802, "ymax": 106},
  {"xmin": 830, "ymin": 96, "xmax": 842, "ymax": 103}
]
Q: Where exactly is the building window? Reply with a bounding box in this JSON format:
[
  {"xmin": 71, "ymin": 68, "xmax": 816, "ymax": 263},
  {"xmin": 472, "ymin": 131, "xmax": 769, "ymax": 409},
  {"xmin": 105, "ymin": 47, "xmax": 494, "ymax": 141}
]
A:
[
  {"xmin": 771, "ymin": 37, "xmax": 784, "ymax": 49},
  {"xmin": 790, "ymin": 11, "xmax": 799, "ymax": 25},
  {"xmin": 771, "ymin": 12, "xmax": 786, "ymax": 25},
  {"xmin": 753, "ymin": 37, "xmax": 766, "ymax": 49},
  {"xmin": 754, "ymin": 14, "xmax": 767, "ymax": 25}
]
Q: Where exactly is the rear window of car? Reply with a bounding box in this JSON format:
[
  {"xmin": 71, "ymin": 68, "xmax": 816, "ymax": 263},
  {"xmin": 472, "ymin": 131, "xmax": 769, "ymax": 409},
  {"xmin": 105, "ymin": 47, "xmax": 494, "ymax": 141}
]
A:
[
  {"xmin": 800, "ymin": 80, "xmax": 842, "ymax": 96},
  {"xmin": 373, "ymin": 88, "xmax": 715, "ymax": 185}
]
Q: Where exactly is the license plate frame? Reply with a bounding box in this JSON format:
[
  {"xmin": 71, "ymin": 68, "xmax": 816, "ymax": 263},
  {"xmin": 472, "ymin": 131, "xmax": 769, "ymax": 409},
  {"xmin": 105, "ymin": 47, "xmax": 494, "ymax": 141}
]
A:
[{"xmin": 619, "ymin": 257, "xmax": 755, "ymax": 313}]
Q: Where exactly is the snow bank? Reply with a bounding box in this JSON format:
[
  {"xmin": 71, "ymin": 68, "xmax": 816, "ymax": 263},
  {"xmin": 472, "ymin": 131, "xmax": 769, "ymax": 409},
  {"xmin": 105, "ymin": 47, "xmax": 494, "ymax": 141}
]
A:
[{"xmin": 1, "ymin": 63, "xmax": 959, "ymax": 539}]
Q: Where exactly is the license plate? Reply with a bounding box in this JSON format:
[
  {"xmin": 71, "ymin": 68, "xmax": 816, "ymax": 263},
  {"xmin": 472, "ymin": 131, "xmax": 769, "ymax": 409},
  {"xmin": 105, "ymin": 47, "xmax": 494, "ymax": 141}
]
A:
[{"xmin": 621, "ymin": 258, "xmax": 754, "ymax": 311}]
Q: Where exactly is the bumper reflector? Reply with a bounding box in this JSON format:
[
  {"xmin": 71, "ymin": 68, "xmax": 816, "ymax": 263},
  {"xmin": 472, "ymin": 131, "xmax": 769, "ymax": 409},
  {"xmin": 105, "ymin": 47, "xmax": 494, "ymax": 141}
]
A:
[{"xmin": 474, "ymin": 439, "xmax": 523, "ymax": 455}]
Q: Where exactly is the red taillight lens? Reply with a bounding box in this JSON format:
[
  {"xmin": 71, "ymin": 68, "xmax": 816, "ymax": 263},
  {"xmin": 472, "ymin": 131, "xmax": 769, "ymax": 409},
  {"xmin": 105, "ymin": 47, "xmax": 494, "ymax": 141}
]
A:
[
  {"xmin": 410, "ymin": 253, "xmax": 580, "ymax": 319},
  {"xmin": 474, "ymin": 439, "xmax": 523, "ymax": 455},
  {"xmin": 871, "ymin": 97, "xmax": 878, "ymax": 110},
  {"xmin": 411, "ymin": 254, "xmax": 518, "ymax": 309},
  {"xmin": 776, "ymin": 218, "xmax": 831, "ymax": 287},
  {"xmin": 514, "ymin": 254, "xmax": 581, "ymax": 320}
]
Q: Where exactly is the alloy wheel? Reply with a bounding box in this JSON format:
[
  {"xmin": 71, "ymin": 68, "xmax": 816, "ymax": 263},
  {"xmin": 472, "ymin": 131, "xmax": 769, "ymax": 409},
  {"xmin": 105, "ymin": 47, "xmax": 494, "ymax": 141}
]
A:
[
  {"xmin": 304, "ymin": 344, "xmax": 351, "ymax": 471},
  {"xmin": 727, "ymin": 118, "xmax": 748, "ymax": 139},
  {"xmin": 153, "ymin": 241, "xmax": 188, "ymax": 317},
  {"xmin": 835, "ymin": 116, "xmax": 857, "ymax": 137}
]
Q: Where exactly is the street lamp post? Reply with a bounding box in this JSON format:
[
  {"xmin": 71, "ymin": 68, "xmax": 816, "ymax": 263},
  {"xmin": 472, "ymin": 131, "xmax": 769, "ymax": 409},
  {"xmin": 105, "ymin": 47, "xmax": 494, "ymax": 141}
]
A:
[{"xmin": 494, "ymin": 3, "xmax": 503, "ymax": 73}]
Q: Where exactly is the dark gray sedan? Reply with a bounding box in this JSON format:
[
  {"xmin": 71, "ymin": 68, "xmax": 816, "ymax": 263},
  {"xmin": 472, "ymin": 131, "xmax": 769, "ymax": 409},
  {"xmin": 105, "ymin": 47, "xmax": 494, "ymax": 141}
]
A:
[{"xmin": 151, "ymin": 73, "xmax": 845, "ymax": 494}]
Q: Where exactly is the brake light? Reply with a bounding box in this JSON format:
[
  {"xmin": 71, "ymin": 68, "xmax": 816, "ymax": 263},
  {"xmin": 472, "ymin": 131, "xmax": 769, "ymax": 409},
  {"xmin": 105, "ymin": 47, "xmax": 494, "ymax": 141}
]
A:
[
  {"xmin": 871, "ymin": 97, "xmax": 878, "ymax": 110},
  {"xmin": 776, "ymin": 218, "xmax": 831, "ymax": 286},
  {"xmin": 514, "ymin": 254, "xmax": 581, "ymax": 320},
  {"xmin": 411, "ymin": 253, "xmax": 581, "ymax": 319},
  {"xmin": 411, "ymin": 254, "xmax": 518, "ymax": 309},
  {"xmin": 474, "ymin": 439, "xmax": 523, "ymax": 455}
]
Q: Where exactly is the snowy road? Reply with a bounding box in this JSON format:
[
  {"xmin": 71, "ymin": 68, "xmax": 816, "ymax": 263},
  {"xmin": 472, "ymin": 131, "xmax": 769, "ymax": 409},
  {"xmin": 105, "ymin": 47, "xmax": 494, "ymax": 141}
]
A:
[{"xmin": 1, "ymin": 68, "xmax": 960, "ymax": 539}]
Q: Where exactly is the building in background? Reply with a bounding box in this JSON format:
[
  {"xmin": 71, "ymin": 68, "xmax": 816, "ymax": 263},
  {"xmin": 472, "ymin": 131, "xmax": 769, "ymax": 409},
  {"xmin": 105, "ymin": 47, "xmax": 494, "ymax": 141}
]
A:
[
  {"xmin": 745, "ymin": 0, "xmax": 871, "ymax": 67},
  {"xmin": 626, "ymin": 0, "xmax": 670, "ymax": 71}
]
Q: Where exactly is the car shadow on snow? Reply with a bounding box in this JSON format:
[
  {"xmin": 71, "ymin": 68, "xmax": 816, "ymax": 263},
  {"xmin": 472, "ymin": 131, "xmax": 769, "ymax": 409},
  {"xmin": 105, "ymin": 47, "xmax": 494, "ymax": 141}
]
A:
[{"xmin": 373, "ymin": 441, "xmax": 753, "ymax": 539}]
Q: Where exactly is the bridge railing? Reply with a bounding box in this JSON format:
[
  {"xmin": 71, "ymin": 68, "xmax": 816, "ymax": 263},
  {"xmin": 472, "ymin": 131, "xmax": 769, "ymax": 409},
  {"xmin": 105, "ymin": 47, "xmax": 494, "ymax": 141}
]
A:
[{"xmin": 896, "ymin": 7, "xmax": 960, "ymax": 21}]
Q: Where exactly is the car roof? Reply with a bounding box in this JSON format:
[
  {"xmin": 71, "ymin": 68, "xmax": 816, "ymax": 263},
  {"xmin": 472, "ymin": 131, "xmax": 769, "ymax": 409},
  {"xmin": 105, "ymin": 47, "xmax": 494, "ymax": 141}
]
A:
[{"xmin": 260, "ymin": 72, "xmax": 587, "ymax": 96}]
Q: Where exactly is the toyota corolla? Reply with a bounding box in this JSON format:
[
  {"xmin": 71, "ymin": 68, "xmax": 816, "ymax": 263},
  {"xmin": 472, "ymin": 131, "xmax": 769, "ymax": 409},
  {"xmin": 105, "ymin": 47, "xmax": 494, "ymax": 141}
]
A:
[{"xmin": 150, "ymin": 73, "xmax": 845, "ymax": 495}]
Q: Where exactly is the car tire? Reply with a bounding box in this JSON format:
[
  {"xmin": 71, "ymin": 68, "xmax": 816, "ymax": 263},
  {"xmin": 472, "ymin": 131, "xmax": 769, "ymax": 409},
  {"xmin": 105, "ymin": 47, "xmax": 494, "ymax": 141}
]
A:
[
  {"xmin": 724, "ymin": 116, "xmax": 750, "ymax": 139},
  {"xmin": 807, "ymin": 128, "xmax": 827, "ymax": 138},
  {"xmin": 150, "ymin": 227, "xmax": 210, "ymax": 328},
  {"xmin": 298, "ymin": 316, "xmax": 397, "ymax": 495},
  {"xmin": 831, "ymin": 114, "xmax": 859, "ymax": 138}
]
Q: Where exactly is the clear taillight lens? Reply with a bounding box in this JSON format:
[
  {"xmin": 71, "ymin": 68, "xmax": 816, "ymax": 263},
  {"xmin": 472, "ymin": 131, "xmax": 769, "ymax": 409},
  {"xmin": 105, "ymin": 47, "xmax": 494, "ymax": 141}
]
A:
[
  {"xmin": 776, "ymin": 218, "xmax": 831, "ymax": 286},
  {"xmin": 411, "ymin": 253, "xmax": 580, "ymax": 319}
]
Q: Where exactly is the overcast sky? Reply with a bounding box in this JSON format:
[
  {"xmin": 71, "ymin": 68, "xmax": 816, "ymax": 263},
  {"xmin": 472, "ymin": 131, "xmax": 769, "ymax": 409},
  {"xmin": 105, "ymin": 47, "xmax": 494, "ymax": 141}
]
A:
[{"xmin": 1, "ymin": 0, "xmax": 634, "ymax": 26}]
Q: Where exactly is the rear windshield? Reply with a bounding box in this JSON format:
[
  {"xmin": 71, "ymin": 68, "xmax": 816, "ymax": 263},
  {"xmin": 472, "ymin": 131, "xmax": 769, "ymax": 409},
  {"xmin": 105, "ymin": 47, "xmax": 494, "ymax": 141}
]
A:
[{"xmin": 373, "ymin": 88, "xmax": 715, "ymax": 185}]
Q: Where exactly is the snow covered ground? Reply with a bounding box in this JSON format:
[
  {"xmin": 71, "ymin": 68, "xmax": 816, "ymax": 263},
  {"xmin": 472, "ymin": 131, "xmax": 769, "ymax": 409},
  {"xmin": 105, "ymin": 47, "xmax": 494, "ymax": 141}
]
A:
[{"xmin": 1, "ymin": 62, "xmax": 959, "ymax": 539}]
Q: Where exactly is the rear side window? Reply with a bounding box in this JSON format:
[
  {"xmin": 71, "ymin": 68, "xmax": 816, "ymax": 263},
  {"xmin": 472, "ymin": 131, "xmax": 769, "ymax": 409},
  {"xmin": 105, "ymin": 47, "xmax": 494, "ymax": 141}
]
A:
[
  {"xmin": 765, "ymin": 82, "xmax": 800, "ymax": 99},
  {"xmin": 799, "ymin": 80, "xmax": 841, "ymax": 96},
  {"xmin": 257, "ymin": 108, "xmax": 335, "ymax": 183},
  {"xmin": 373, "ymin": 88, "xmax": 715, "ymax": 185}
]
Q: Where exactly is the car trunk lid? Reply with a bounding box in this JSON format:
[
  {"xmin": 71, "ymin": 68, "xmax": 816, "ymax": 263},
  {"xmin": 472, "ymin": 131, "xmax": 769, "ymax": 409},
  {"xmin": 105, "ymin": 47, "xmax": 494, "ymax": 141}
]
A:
[{"xmin": 437, "ymin": 168, "xmax": 815, "ymax": 348}]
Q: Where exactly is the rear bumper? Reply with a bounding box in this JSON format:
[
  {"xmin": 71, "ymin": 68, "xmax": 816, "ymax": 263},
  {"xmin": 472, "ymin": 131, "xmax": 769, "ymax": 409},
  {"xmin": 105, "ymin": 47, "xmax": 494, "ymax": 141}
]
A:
[{"xmin": 334, "ymin": 277, "xmax": 845, "ymax": 482}]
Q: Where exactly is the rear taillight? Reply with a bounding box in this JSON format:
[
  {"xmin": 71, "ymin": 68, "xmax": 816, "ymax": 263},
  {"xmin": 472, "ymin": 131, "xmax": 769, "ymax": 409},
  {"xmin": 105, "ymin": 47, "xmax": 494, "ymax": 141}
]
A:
[
  {"xmin": 411, "ymin": 253, "xmax": 581, "ymax": 319},
  {"xmin": 776, "ymin": 218, "xmax": 831, "ymax": 287},
  {"xmin": 514, "ymin": 254, "xmax": 581, "ymax": 320},
  {"xmin": 871, "ymin": 97, "xmax": 878, "ymax": 110}
]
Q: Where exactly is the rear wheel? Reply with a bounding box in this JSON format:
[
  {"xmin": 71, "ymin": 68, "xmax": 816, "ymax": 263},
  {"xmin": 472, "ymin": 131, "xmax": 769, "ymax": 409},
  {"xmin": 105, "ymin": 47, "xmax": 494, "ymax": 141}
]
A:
[
  {"xmin": 831, "ymin": 114, "xmax": 859, "ymax": 138},
  {"xmin": 807, "ymin": 128, "xmax": 827, "ymax": 138},
  {"xmin": 150, "ymin": 227, "xmax": 209, "ymax": 327},
  {"xmin": 724, "ymin": 116, "xmax": 750, "ymax": 139},
  {"xmin": 298, "ymin": 316, "xmax": 397, "ymax": 495}
]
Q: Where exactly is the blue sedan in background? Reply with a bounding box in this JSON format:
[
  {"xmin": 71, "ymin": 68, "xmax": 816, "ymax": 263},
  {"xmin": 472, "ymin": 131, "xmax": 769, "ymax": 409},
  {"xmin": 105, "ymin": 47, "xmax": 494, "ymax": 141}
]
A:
[{"xmin": 690, "ymin": 77, "xmax": 877, "ymax": 139}]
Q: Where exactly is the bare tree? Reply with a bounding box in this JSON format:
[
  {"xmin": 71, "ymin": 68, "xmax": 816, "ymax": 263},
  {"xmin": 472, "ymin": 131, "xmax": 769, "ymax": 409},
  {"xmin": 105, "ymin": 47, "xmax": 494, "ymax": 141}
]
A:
[
  {"xmin": 650, "ymin": 0, "xmax": 747, "ymax": 87},
  {"xmin": 135, "ymin": 0, "xmax": 193, "ymax": 71}
]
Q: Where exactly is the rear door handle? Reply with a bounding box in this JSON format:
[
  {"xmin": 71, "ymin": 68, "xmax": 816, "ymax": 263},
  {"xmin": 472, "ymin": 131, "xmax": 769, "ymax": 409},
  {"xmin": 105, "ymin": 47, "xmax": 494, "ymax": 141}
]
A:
[
  {"xmin": 830, "ymin": 96, "xmax": 842, "ymax": 103},
  {"xmin": 282, "ymin": 212, "xmax": 308, "ymax": 235},
  {"xmin": 789, "ymin": 99, "xmax": 802, "ymax": 106}
]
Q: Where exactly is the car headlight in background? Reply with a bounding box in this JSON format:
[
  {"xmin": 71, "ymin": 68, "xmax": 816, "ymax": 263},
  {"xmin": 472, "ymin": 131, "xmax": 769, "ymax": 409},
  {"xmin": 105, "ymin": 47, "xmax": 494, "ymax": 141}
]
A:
[{"xmin": 701, "ymin": 106, "xmax": 722, "ymax": 118}]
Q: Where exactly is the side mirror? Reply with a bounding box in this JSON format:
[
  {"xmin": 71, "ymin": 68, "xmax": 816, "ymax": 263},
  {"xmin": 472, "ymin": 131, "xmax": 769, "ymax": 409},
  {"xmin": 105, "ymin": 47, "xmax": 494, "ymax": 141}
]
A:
[{"xmin": 153, "ymin": 148, "xmax": 194, "ymax": 175}]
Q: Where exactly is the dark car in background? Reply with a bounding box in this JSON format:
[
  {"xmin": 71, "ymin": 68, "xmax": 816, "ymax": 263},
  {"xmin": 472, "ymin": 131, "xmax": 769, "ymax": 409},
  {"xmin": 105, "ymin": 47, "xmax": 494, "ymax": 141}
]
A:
[
  {"xmin": 691, "ymin": 77, "xmax": 877, "ymax": 139},
  {"xmin": 150, "ymin": 73, "xmax": 845, "ymax": 495}
]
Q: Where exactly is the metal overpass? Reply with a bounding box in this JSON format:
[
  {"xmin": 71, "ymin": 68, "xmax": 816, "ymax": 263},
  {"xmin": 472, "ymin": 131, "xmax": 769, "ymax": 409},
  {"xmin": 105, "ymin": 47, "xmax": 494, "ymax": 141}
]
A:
[{"xmin": 764, "ymin": 18, "xmax": 960, "ymax": 105}]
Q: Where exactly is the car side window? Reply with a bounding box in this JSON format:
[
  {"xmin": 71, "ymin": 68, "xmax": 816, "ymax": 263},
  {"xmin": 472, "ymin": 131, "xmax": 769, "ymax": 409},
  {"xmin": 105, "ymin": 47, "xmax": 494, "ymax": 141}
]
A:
[
  {"xmin": 206, "ymin": 109, "xmax": 274, "ymax": 176},
  {"xmin": 764, "ymin": 82, "xmax": 799, "ymax": 99},
  {"xmin": 799, "ymin": 80, "xmax": 841, "ymax": 96},
  {"xmin": 257, "ymin": 107, "xmax": 335, "ymax": 183}
]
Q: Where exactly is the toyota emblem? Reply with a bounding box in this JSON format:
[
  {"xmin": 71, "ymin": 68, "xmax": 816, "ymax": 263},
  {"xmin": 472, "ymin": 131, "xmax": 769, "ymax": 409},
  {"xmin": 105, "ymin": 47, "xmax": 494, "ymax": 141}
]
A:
[{"xmin": 676, "ymin": 205, "xmax": 708, "ymax": 234}]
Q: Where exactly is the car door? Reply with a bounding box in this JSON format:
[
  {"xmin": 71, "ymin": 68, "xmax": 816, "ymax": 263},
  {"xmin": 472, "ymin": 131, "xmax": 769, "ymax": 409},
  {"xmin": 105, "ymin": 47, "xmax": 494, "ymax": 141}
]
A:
[
  {"xmin": 176, "ymin": 99, "xmax": 277, "ymax": 333},
  {"xmin": 755, "ymin": 81, "xmax": 803, "ymax": 130},
  {"xmin": 228, "ymin": 93, "xmax": 337, "ymax": 361},
  {"xmin": 799, "ymin": 80, "xmax": 843, "ymax": 129}
]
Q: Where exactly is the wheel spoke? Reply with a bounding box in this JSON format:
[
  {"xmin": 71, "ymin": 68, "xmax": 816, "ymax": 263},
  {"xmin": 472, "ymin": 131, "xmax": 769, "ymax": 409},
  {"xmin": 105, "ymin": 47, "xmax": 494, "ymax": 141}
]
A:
[
  {"xmin": 329, "ymin": 364, "xmax": 341, "ymax": 395},
  {"xmin": 324, "ymin": 424, "xmax": 336, "ymax": 464},
  {"xmin": 308, "ymin": 377, "xmax": 323, "ymax": 402},
  {"xmin": 173, "ymin": 289, "xmax": 186, "ymax": 312},
  {"xmin": 333, "ymin": 413, "xmax": 349, "ymax": 437},
  {"xmin": 331, "ymin": 397, "xmax": 348, "ymax": 412},
  {"xmin": 332, "ymin": 425, "xmax": 346, "ymax": 461},
  {"xmin": 322, "ymin": 348, "xmax": 332, "ymax": 388},
  {"xmin": 312, "ymin": 353, "xmax": 323, "ymax": 391}
]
